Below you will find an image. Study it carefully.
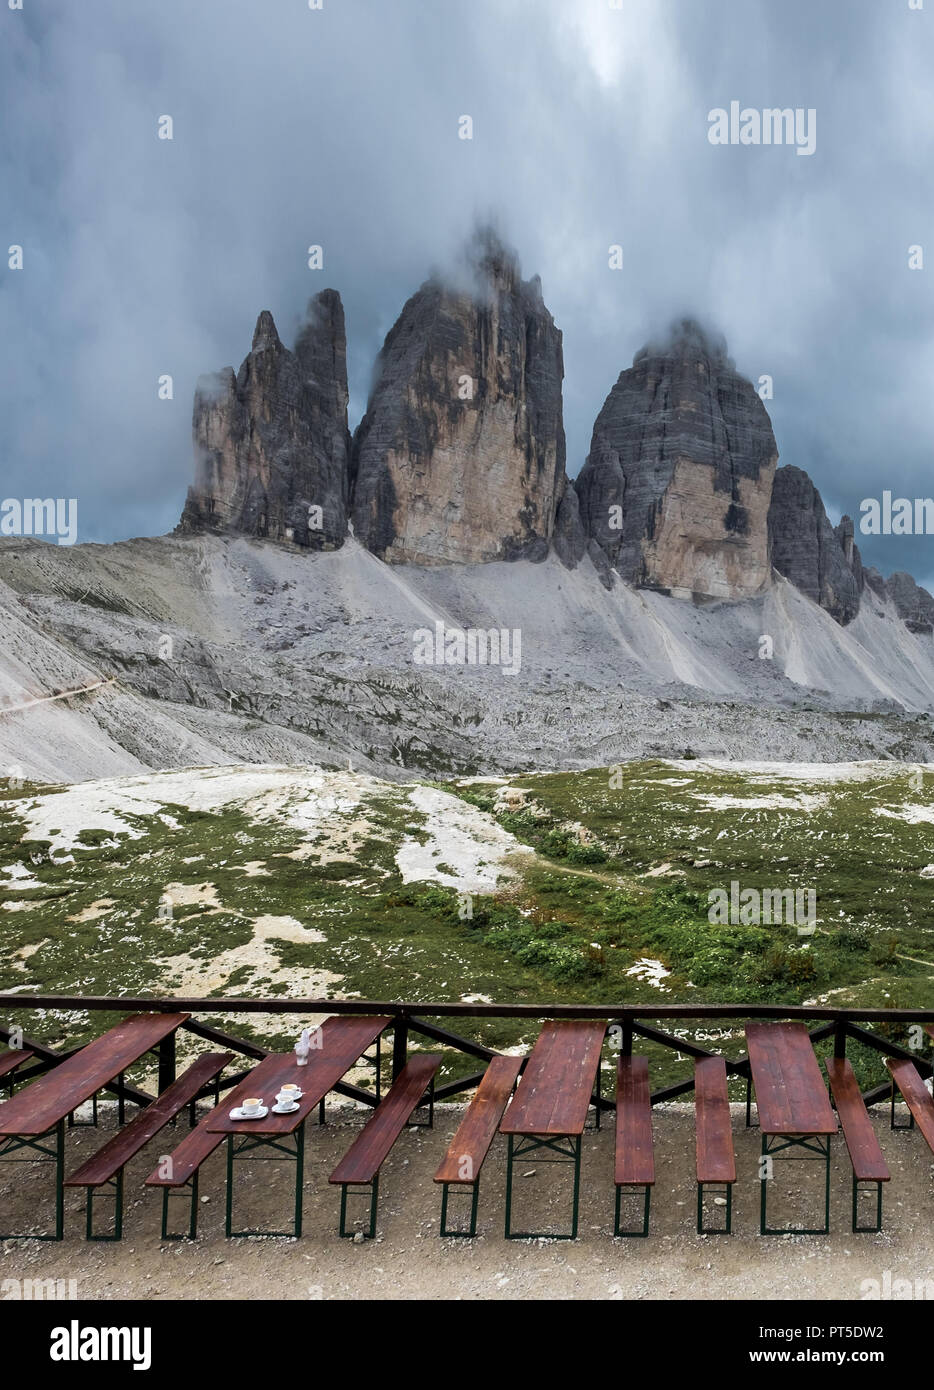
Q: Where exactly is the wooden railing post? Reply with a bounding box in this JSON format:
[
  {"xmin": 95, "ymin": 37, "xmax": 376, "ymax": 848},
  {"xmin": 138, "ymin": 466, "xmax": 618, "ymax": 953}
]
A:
[
  {"xmin": 392, "ymin": 1015, "xmax": 408, "ymax": 1081},
  {"xmin": 158, "ymin": 1031, "xmax": 176, "ymax": 1095},
  {"xmin": 834, "ymin": 1021, "xmax": 848, "ymax": 1059}
]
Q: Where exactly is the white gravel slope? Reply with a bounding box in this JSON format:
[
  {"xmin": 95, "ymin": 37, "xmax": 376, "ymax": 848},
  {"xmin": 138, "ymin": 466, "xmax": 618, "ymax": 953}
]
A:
[{"xmin": 1, "ymin": 534, "xmax": 933, "ymax": 782}]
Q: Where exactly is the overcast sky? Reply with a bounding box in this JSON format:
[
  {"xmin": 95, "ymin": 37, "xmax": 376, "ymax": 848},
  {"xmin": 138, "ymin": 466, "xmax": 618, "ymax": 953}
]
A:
[{"xmin": 2, "ymin": 0, "xmax": 932, "ymax": 584}]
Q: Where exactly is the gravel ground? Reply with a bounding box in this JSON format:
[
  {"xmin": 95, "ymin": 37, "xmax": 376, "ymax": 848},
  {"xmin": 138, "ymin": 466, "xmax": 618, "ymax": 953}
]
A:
[
  {"xmin": 2, "ymin": 1103, "xmax": 933, "ymax": 1301},
  {"xmin": 5, "ymin": 534, "xmax": 934, "ymax": 786}
]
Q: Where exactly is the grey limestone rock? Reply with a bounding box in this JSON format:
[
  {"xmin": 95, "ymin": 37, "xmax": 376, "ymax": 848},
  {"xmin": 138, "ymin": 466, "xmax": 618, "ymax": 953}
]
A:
[
  {"xmin": 884, "ymin": 571, "xmax": 934, "ymax": 635},
  {"xmin": 576, "ymin": 319, "xmax": 778, "ymax": 600},
  {"xmin": 768, "ymin": 466, "xmax": 861, "ymax": 625},
  {"xmin": 350, "ymin": 227, "xmax": 567, "ymax": 565},
  {"xmin": 178, "ymin": 291, "xmax": 351, "ymax": 549},
  {"xmin": 552, "ymin": 479, "xmax": 587, "ymax": 569}
]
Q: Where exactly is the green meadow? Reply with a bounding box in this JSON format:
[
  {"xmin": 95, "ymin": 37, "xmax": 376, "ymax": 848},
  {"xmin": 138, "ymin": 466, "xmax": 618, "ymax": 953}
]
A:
[{"xmin": 1, "ymin": 760, "xmax": 931, "ymax": 1096}]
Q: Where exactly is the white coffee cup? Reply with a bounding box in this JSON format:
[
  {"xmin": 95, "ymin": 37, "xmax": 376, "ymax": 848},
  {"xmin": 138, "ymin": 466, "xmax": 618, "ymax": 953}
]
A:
[
  {"xmin": 276, "ymin": 1090, "xmax": 296, "ymax": 1108},
  {"xmin": 242, "ymin": 1097, "xmax": 262, "ymax": 1115}
]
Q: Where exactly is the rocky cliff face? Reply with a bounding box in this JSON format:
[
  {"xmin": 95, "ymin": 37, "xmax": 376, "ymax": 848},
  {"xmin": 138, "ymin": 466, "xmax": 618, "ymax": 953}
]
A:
[
  {"xmin": 350, "ymin": 230, "xmax": 566, "ymax": 565},
  {"xmin": 178, "ymin": 290, "xmax": 351, "ymax": 549},
  {"xmin": 551, "ymin": 479, "xmax": 587, "ymax": 570},
  {"xmin": 884, "ymin": 571, "xmax": 934, "ymax": 635},
  {"xmin": 767, "ymin": 465, "xmax": 863, "ymax": 625},
  {"xmin": 172, "ymin": 255, "xmax": 934, "ymax": 644},
  {"xmin": 575, "ymin": 320, "xmax": 778, "ymax": 600}
]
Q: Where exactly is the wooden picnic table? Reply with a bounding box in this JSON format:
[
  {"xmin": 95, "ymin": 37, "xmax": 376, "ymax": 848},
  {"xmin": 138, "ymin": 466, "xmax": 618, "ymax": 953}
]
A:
[
  {"xmin": 0, "ymin": 1013, "xmax": 190, "ymax": 1138},
  {"xmin": 0, "ymin": 1049, "xmax": 33, "ymax": 1093},
  {"xmin": 206, "ymin": 1015, "xmax": 390, "ymax": 1237},
  {"xmin": 500, "ymin": 1020, "xmax": 606, "ymax": 1239},
  {"xmin": 0, "ymin": 1011, "xmax": 190, "ymax": 1240},
  {"xmin": 501, "ymin": 1020, "xmax": 605, "ymax": 1137},
  {"xmin": 745, "ymin": 1021, "xmax": 837, "ymax": 1235},
  {"xmin": 207, "ymin": 1016, "xmax": 390, "ymax": 1136},
  {"xmin": 745, "ymin": 1021, "xmax": 837, "ymax": 1137}
]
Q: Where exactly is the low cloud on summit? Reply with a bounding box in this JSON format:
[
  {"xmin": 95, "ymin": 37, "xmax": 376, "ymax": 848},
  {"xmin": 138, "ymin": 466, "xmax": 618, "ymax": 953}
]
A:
[{"xmin": 1, "ymin": 0, "xmax": 932, "ymax": 582}]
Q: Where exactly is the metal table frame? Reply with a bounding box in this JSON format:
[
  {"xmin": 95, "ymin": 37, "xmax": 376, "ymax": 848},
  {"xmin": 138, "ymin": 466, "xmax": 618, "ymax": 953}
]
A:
[
  {"xmin": 758, "ymin": 1130, "xmax": 832, "ymax": 1236},
  {"xmin": 745, "ymin": 1069, "xmax": 834, "ymax": 1237},
  {"xmin": 0, "ymin": 1018, "xmax": 187, "ymax": 1242},
  {"xmin": 505, "ymin": 1132, "xmax": 583, "ymax": 1240},
  {"xmin": 225, "ymin": 1125, "xmax": 306, "ymax": 1239},
  {"xmin": 0, "ymin": 1121, "xmax": 65, "ymax": 1241},
  {"xmin": 502, "ymin": 1037, "xmax": 603, "ymax": 1241}
]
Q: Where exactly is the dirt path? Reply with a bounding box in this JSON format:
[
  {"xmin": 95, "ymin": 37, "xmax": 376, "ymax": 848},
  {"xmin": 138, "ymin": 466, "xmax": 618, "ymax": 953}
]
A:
[{"xmin": 0, "ymin": 677, "xmax": 116, "ymax": 717}]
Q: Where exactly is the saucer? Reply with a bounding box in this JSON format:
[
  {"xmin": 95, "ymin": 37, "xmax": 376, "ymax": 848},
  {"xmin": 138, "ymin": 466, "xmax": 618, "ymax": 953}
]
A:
[
  {"xmin": 231, "ymin": 1105, "xmax": 268, "ymax": 1120},
  {"xmin": 272, "ymin": 1101, "xmax": 300, "ymax": 1114}
]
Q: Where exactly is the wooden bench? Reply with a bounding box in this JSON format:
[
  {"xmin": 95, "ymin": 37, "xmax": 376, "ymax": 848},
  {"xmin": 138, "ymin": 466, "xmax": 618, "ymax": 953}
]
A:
[
  {"xmin": 0, "ymin": 1050, "xmax": 33, "ymax": 1098},
  {"xmin": 885, "ymin": 1056, "xmax": 934, "ymax": 1155},
  {"xmin": 695, "ymin": 1056, "xmax": 736, "ymax": 1234},
  {"xmin": 434, "ymin": 1054, "xmax": 522, "ymax": 1236},
  {"xmin": 825, "ymin": 1058, "xmax": 890, "ymax": 1233},
  {"xmin": 329, "ymin": 1054, "xmax": 440, "ymax": 1238},
  {"xmin": 144, "ymin": 1102, "xmax": 232, "ymax": 1241},
  {"xmin": 66, "ymin": 1052, "xmax": 231, "ymax": 1239},
  {"xmin": 615, "ymin": 1055, "xmax": 654, "ymax": 1237}
]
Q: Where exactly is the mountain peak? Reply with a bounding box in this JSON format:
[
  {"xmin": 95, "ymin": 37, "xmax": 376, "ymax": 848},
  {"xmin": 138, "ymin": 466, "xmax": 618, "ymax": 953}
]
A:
[
  {"xmin": 455, "ymin": 223, "xmax": 522, "ymax": 298},
  {"xmin": 351, "ymin": 225, "xmax": 564, "ymax": 564},
  {"xmin": 251, "ymin": 309, "xmax": 281, "ymax": 352},
  {"xmin": 634, "ymin": 316, "xmax": 733, "ymax": 369},
  {"xmin": 577, "ymin": 322, "xmax": 775, "ymax": 600}
]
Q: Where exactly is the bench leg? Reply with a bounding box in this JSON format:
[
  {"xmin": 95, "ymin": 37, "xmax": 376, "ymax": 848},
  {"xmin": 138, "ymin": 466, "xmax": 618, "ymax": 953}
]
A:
[
  {"xmin": 439, "ymin": 1181, "xmax": 480, "ymax": 1237},
  {"xmin": 697, "ymin": 1181, "xmax": 732, "ymax": 1235},
  {"xmin": 338, "ymin": 1177, "xmax": 379, "ymax": 1239},
  {"xmin": 890, "ymin": 1079, "xmax": 914, "ymax": 1130},
  {"xmin": 615, "ymin": 1183, "xmax": 651, "ymax": 1237},
  {"xmin": 852, "ymin": 1177, "xmax": 884, "ymax": 1234},
  {"xmin": 226, "ymin": 1125, "xmax": 305, "ymax": 1239},
  {"xmin": 760, "ymin": 1132, "xmax": 831, "ymax": 1236},
  {"xmin": 68, "ymin": 1090, "xmax": 99, "ymax": 1129},
  {"xmin": 0, "ymin": 1120, "xmax": 65, "ymax": 1241},
  {"xmin": 85, "ymin": 1170, "xmax": 124, "ymax": 1241},
  {"xmin": 505, "ymin": 1133, "xmax": 582, "ymax": 1240},
  {"xmin": 589, "ymin": 1063, "xmax": 601, "ymax": 1131},
  {"xmin": 745, "ymin": 1073, "xmax": 757, "ymax": 1129},
  {"xmin": 161, "ymin": 1172, "xmax": 200, "ymax": 1241},
  {"xmin": 405, "ymin": 1078, "xmax": 435, "ymax": 1130}
]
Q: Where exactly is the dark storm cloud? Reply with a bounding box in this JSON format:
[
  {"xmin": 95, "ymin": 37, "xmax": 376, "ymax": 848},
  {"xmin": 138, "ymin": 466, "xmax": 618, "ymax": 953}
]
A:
[{"xmin": 1, "ymin": 0, "xmax": 932, "ymax": 584}]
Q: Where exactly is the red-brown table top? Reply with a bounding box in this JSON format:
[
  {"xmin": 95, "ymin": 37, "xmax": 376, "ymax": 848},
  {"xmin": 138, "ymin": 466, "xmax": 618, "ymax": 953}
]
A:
[
  {"xmin": 0, "ymin": 1013, "xmax": 190, "ymax": 1137},
  {"xmin": 500, "ymin": 1020, "xmax": 606, "ymax": 1137},
  {"xmin": 745, "ymin": 1021, "xmax": 837, "ymax": 1136},
  {"xmin": 207, "ymin": 1015, "xmax": 390, "ymax": 1135}
]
